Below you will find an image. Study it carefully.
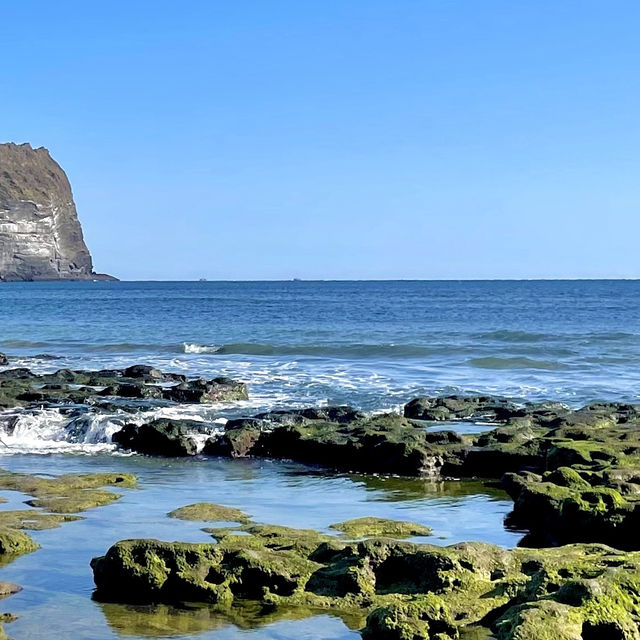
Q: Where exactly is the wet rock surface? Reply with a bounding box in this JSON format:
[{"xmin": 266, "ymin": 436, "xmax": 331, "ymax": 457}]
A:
[
  {"xmin": 201, "ymin": 396, "xmax": 640, "ymax": 550},
  {"xmin": 203, "ymin": 409, "xmax": 466, "ymax": 476},
  {"xmin": 92, "ymin": 518, "xmax": 640, "ymax": 640},
  {"xmin": 113, "ymin": 419, "xmax": 210, "ymax": 457},
  {"xmin": 0, "ymin": 365, "xmax": 248, "ymax": 411}
]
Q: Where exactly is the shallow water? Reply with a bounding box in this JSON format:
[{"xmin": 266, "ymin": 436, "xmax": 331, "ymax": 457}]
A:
[{"xmin": 0, "ymin": 454, "xmax": 521, "ymax": 639}]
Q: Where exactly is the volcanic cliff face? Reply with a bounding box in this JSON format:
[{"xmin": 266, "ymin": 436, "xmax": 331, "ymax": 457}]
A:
[{"xmin": 0, "ymin": 142, "xmax": 112, "ymax": 281}]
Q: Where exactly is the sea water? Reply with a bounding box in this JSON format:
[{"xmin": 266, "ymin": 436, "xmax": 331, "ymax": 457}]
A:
[{"xmin": 0, "ymin": 280, "xmax": 638, "ymax": 638}]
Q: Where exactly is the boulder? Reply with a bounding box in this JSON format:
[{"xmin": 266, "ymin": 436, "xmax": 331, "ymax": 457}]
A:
[{"xmin": 112, "ymin": 419, "xmax": 210, "ymax": 456}]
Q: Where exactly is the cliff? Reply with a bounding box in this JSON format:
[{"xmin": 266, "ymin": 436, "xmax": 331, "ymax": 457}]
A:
[{"xmin": 0, "ymin": 142, "xmax": 115, "ymax": 281}]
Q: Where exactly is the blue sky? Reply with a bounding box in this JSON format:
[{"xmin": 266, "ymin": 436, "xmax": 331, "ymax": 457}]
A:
[{"xmin": 2, "ymin": 1, "xmax": 638, "ymax": 280}]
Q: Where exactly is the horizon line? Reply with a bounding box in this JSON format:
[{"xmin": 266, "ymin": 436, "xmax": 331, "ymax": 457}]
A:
[{"xmin": 6, "ymin": 277, "xmax": 640, "ymax": 283}]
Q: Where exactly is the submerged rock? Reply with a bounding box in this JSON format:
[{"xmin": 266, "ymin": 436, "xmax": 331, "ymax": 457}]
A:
[
  {"xmin": 0, "ymin": 511, "xmax": 81, "ymax": 531},
  {"xmin": 0, "ymin": 467, "xmax": 141, "ymax": 640},
  {"xmin": 330, "ymin": 517, "xmax": 432, "ymax": 539},
  {"xmin": 0, "ymin": 468, "xmax": 136, "ymax": 513},
  {"xmin": 168, "ymin": 503, "xmax": 250, "ymax": 523}
]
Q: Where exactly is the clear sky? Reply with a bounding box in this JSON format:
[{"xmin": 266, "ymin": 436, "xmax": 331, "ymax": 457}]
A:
[{"xmin": 2, "ymin": 1, "xmax": 638, "ymax": 280}]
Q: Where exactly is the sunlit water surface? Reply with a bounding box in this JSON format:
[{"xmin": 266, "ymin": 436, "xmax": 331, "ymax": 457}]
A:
[{"xmin": 0, "ymin": 454, "xmax": 521, "ymax": 640}]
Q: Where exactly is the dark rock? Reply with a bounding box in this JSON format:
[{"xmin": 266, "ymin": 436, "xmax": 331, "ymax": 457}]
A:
[
  {"xmin": 503, "ymin": 468, "xmax": 640, "ymax": 548},
  {"xmin": 0, "ymin": 365, "xmax": 248, "ymax": 410},
  {"xmin": 205, "ymin": 412, "xmax": 466, "ymax": 477},
  {"xmin": 122, "ymin": 365, "xmax": 164, "ymax": 380},
  {"xmin": 0, "ymin": 369, "xmax": 37, "ymax": 381},
  {"xmin": 162, "ymin": 378, "xmax": 248, "ymax": 404},
  {"xmin": 404, "ymin": 395, "xmax": 520, "ymax": 422},
  {"xmin": 0, "ymin": 354, "xmax": 7, "ymax": 367},
  {"xmin": 112, "ymin": 419, "xmax": 211, "ymax": 456}
]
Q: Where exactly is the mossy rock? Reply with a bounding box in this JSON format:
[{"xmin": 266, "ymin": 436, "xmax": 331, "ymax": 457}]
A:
[
  {"xmin": 168, "ymin": 503, "xmax": 250, "ymax": 524},
  {"xmin": 363, "ymin": 595, "xmax": 458, "ymax": 640},
  {"xmin": 25, "ymin": 490, "xmax": 123, "ymax": 514},
  {"xmin": 0, "ymin": 470, "xmax": 136, "ymax": 514},
  {"xmin": 493, "ymin": 600, "xmax": 584, "ymax": 640},
  {"xmin": 330, "ymin": 517, "xmax": 432, "ymax": 539},
  {"xmin": 91, "ymin": 523, "xmax": 640, "ymax": 640},
  {"xmin": 0, "ymin": 510, "xmax": 81, "ymax": 530},
  {"xmin": 0, "ymin": 527, "xmax": 38, "ymax": 556}
]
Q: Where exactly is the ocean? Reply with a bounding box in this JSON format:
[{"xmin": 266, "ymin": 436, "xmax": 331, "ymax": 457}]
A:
[
  {"xmin": 2, "ymin": 279, "xmax": 640, "ymax": 414},
  {"xmin": 0, "ymin": 279, "xmax": 637, "ymax": 639}
]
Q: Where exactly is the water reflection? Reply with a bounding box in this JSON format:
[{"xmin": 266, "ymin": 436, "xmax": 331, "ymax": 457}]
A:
[
  {"xmin": 99, "ymin": 602, "xmax": 362, "ymax": 638},
  {"xmin": 0, "ymin": 453, "xmax": 520, "ymax": 639}
]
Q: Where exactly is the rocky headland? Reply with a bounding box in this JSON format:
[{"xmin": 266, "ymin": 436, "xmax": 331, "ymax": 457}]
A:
[{"xmin": 0, "ymin": 142, "xmax": 114, "ymax": 281}]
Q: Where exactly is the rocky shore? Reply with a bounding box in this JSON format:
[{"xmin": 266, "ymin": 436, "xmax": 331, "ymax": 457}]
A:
[
  {"xmin": 0, "ymin": 361, "xmax": 247, "ymax": 410},
  {"xmin": 103, "ymin": 391, "xmax": 640, "ymax": 551},
  {"xmin": 92, "ymin": 513, "xmax": 640, "ymax": 640},
  {"xmin": 2, "ymin": 355, "xmax": 640, "ymax": 638}
]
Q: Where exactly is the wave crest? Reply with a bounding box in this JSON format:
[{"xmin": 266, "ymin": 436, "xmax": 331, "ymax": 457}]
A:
[
  {"xmin": 469, "ymin": 356, "xmax": 564, "ymax": 371},
  {"xmin": 183, "ymin": 343, "xmax": 222, "ymax": 354}
]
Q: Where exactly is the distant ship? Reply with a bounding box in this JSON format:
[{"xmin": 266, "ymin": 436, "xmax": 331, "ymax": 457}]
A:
[{"xmin": 198, "ymin": 278, "xmax": 207, "ymax": 282}]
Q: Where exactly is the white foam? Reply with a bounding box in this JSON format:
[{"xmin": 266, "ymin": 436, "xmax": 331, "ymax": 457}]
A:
[
  {"xmin": 0, "ymin": 404, "xmax": 232, "ymax": 456},
  {"xmin": 183, "ymin": 343, "xmax": 221, "ymax": 354},
  {"xmin": 0, "ymin": 409, "xmax": 118, "ymax": 455}
]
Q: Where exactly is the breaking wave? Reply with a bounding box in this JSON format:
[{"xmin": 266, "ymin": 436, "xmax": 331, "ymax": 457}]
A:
[
  {"xmin": 0, "ymin": 407, "xmax": 226, "ymax": 455},
  {"xmin": 183, "ymin": 343, "xmax": 222, "ymax": 354},
  {"xmin": 182, "ymin": 342, "xmax": 473, "ymax": 358}
]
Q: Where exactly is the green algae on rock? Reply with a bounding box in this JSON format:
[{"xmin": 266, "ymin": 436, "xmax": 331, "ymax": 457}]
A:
[
  {"xmin": 0, "ymin": 468, "xmax": 137, "ymax": 568},
  {"xmin": 362, "ymin": 594, "xmax": 457, "ymax": 640},
  {"xmin": 168, "ymin": 503, "xmax": 251, "ymax": 524},
  {"xmin": 0, "ymin": 510, "xmax": 81, "ymax": 531},
  {"xmin": 204, "ymin": 409, "xmax": 467, "ymax": 477},
  {"xmin": 0, "ymin": 468, "xmax": 140, "ymax": 639},
  {"xmin": 330, "ymin": 517, "xmax": 432, "ymax": 539},
  {"xmin": 200, "ymin": 398, "xmax": 640, "ymax": 550},
  {"xmin": 0, "ymin": 469, "xmax": 136, "ymax": 513},
  {"xmin": 0, "ymin": 613, "xmax": 17, "ymax": 640},
  {"xmin": 91, "ymin": 520, "xmax": 640, "ymax": 640},
  {"xmin": 0, "ymin": 527, "xmax": 38, "ymax": 557}
]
